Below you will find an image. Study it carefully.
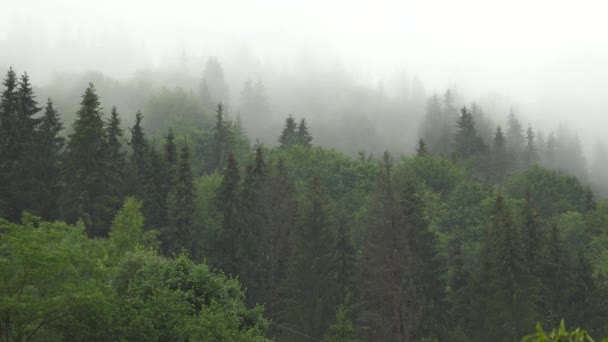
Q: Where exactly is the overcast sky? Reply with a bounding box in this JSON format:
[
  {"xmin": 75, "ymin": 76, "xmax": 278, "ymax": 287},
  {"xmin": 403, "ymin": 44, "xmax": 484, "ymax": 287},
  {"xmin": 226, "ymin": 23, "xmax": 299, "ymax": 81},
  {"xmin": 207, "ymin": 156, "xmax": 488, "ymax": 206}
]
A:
[{"xmin": 2, "ymin": 0, "xmax": 608, "ymax": 143}]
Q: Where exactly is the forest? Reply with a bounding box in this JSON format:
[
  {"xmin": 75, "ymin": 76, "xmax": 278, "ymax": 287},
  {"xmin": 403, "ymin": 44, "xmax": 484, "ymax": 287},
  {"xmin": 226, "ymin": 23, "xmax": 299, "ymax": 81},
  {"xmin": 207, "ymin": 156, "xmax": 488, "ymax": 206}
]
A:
[{"xmin": 2, "ymin": 59, "xmax": 608, "ymax": 342}]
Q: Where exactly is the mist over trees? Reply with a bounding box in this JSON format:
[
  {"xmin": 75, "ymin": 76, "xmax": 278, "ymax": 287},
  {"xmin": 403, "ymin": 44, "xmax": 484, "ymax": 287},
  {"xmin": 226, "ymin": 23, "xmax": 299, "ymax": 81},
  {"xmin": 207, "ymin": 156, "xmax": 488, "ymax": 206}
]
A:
[{"xmin": 2, "ymin": 62, "xmax": 608, "ymax": 341}]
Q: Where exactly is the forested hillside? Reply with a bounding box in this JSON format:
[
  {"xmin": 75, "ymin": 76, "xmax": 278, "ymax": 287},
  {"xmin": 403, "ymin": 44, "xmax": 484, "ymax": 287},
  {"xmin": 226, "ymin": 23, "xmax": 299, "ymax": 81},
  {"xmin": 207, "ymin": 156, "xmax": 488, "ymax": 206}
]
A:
[{"xmin": 1, "ymin": 67, "xmax": 608, "ymax": 341}]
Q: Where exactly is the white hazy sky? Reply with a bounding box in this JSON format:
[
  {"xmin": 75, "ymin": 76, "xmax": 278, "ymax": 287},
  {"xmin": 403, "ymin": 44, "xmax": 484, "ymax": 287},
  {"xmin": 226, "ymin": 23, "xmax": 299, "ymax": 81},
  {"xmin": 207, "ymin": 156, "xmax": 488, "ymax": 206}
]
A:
[{"xmin": 2, "ymin": 0, "xmax": 608, "ymax": 142}]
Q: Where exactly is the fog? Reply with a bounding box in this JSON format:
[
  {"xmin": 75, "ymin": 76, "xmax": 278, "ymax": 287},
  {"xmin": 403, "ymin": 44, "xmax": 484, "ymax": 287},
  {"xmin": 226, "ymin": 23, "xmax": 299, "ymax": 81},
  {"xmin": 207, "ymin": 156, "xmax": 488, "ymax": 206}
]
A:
[{"xmin": 2, "ymin": 0, "xmax": 608, "ymax": 159}]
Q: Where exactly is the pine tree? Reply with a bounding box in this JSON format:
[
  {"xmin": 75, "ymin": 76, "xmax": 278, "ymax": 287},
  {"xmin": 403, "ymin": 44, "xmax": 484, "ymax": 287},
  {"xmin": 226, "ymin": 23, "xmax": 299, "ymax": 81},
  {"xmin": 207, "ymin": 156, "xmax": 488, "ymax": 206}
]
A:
[
  {"xmin": 255, "ymin": 158, "xmax": 297, "ymax": 329},
  {"xmin": 297, "ymin": 118, "xmax": 312, "ymax": 147},
  {"xmin": 335, "ymin": 213, "xmax": 356, "ymax": 306},
  {"xmin": 491, "ymin": 125, "xmax": 509, "ymax": 182},
  {"xmin": 523, "ymin": 124, "xmax": 539, "ymax": 167},
  {"xmin": 540, "ymin": 224, "xmax": 570, "ymax": 328},
  {"xmin": 278, "ymin": 115, "xmax": 297, "ymax": 147},
  {"xmin": 416, "ymin": 138, "xmax": 429, "ymax": 157},
  {"xmin": 453, "ymin": 106, "xmax": 485, "ymax": 160},
  {"xmin": 507, "ymin": 109, "xmax": 525, "ymax": 168},
  {"xmin": 212, "ymin": 102, "xmax": 227, "ymax": 171},
  {"xmin": 324, "ymin": 304, "xmax": 361, "ymax": 342},
  {"xmin": 35, "ymin": 99, "xmax": 64, "ymax": 219},
  {"xmin": 284, "ymin": 176, "xmax": 336, "ymax": 341},
  {"xmin": 105, "ymin": 106, "xmax": 126, "ymax": 211},
  {"xmin": 447, "ymin": 238, "xmax": 470, "ymax": 332},
  {"xmin": 419, "ymin": 94, "xmax": 446, "ymax": 154},
  {"xmin": 0, "ymin": 70, "xmax": 43, "ymax": 220},
  {"xmin": 360, "ymin": 152, "xmax": 405, "ymax": 341},
  {"xmin": 215, "ymin": 153, "xmax": 241, "ymax": 275},
  {"xmin": 481, "ymin": 193, "xmax": 536, "ymax": 340},
  {"xmin": 166, "ymin": 145, "xmax": 195, "ymax": 255},
  {"xmin": 61, "ymin": 83, "xmax": 115, "ymax": 236},
  {"xmin": 400, "ymin": 182, "xmax": 447, "ymax": 340},
  {"xmin": 129, "ymin": 110, "xmax": 163, "ymax": 229},
  {"xmin": 545, "ymin": 132, "xmax": 556, "ymax": 168}
]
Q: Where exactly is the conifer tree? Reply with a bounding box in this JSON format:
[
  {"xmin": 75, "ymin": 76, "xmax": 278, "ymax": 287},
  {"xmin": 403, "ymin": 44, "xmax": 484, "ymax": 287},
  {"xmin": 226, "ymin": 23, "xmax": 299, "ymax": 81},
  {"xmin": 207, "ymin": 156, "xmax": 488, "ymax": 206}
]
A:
[
  {"xmin": 0, "ymin": 71, "xmax": 43, "ymax": 220},
  {"xmin": 35, "ymin": 99, "xmax": 64, "ymax": 219},
  {"xmin": 545, "ymin": 132, "xmax": 556, "ymax": 168},
  {"xmin": 212, "ymin": 102, "xmax": 227, "ymax": 171},
  {"xmin": 297, "ymin": 118, "xmax": 312, "ymax": 147},
  {"xmin": 416, "ymin": 138, "xmax": 429, "ymax": 157},
  {"xmin": 419, "ymin": 94, "xmax": 445, "ymax": 154},
  {"xmin": 453, "ymin": 106, "xmax": 485, "ymax": 160},
  {"xmin": 105, "ymin": 106, "xmax": 126, "ymax": 210},
  {"xmin": 324, "ymin": 305, "xmax": 361, "ymax": 342},
  {"xmin": 216, "ymin": 153, "xmax": 241, "ymax": 275},
  {"xmin": 400, "ymin": 182, "xmax": 447, "ymax": 340},
  {"xmin": 540, "ymin": 224, "xmax": 570, "ymax": 328},
  {"xmin": 335, "ymin": 213, "xmax": 356, "ymax": 306},
  {"xmin": 129, "ymin": 110, "xmax": 164, "ymax": 229},
  {"xmin": 481, "ymin": 193, "xmax": 536, "ymax": 340},
  {"xmin": 491, "ymin": 125, "xmax": 509, "ymax": 182},
  {"xmin": 164, "ymin": 128, "xmax": 178, "ymax": 188},
  {"xmin": 284, "ymin": 176, "xmax": 336, "ymax": 341},
  {"xmin": 507, "ymin": 109, "xmax": 525, "ymax": 168},
  {"xmin": 447, "ymin": 238, "xmax": 470, "ymax": 332},
  {"xmin": 166, "ymin": 145, "xmax": 195, "ymax": 255},
  {"xmin": 61, "ymin": 83, "xmax": 114, "ymax": 236},
  {"xmin": 278, "ymin": 115, "xmax": 297, "ymax": 147},
  {"xmin": 523, "ymin": 124, "xmax": 539, "ymax": 167}
]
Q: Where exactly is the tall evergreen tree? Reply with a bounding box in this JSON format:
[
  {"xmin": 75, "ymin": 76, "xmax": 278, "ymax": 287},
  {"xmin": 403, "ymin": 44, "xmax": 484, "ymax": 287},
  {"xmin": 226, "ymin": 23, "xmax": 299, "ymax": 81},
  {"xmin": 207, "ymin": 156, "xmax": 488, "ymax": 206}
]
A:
[
  {"xmin": 477, "ymin": 193, "xmax": 536, "ymax": 341},
  {"xmin": 212, "ymin": 102, "xmax": 227, "ymax": 171},
  {"xmin": 61, "ymin": 83, "xmax": 115, "ymax": 236},
  {"xmin": 129, "ymin": 110, "xmax": 163, "ymax": 229},
  {"xmin": 215, "ymin": 153, "xmax": 241, "ymax": 275},
  {"xmin": 166, "ymin": 145, "xmax": 195, "ymax": 255},
  {"xmin": 35, "ymin": 99, "xmax": 64, "ymax": 219},
  {"xmin": 506, "ymin": 109, "xmax": 525, "ymax": 168},
  {"xmin": 105, "ymin": 106, "xmax": 126, "ymax": 211},
  {"xmin": 283, "ymin": 176, "xmax": 336, "ymax": 341},
  {"xmin": 278, "ymin": 115, "xmax": 298, "ymax": 148},
  {"xmin": 453, "ymin": 106, "xmax": 486, "ymax": 160},
  {"xmin": 296, "ymin": 118, "xmax": 312, "ymax": 147},
  {"xmin": 360, "ymin": 152, "xmax": 445, "ymax": 341},
  {"xmin": 540, "ymin": 224, "xmax": 570, "ymax": 328},
  {"xmin": 491, "ymin": 125, "xmax": 509, "ymax": 182},
  {"xmin": 523, "ymin": 124, "xmax": 539, "ymax": 167},
  {"xmin": 0, "ymin": 71, "xmax": 43, "ymax": 220},
  {"xmin": 416, "ymin": 138, "xmax": 429, "ymax": 157}
]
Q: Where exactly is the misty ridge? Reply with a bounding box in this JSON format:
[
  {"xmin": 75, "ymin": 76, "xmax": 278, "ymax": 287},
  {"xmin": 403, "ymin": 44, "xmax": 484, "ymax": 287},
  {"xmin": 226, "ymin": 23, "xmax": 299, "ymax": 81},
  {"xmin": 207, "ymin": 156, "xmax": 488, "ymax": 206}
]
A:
[{"xmin": 1, "ymin": 28, "xmax": 607, "ymax": 197}]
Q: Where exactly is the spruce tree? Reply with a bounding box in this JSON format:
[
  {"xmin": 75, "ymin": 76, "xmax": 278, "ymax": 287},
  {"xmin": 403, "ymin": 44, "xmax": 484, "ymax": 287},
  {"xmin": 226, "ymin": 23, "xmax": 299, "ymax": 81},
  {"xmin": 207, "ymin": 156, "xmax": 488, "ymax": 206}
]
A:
[
  {"xmin": 0, "ymin": 70, "xmax": 43, "ymax": 220},
  {"xmin": 419, "ymin": 94, "xmax": 445, "ymax": 154},
  {"xmin": 215, "ymin": 153, "xmax": 241, "ymax": 275},
  {"xmin": 491, "ymin": 125, "xmax": 509, "ymax": 182},
  {"xmin": 400, "ymin": 182, "xmax": 447, "ymax": 340},
  {"xmin": 297, "ymin": 118, "xmax": 312, "ymax": 147},
  {"xmin": 453, "ymin": 106, "xmax": 485, "ymax": 160},
  {"xmin": 507, "ymin": 109, "xmax": 525, "ymax": 168},
  {"xmin": 166, "ymin": 145, "xmax": 195, "ymax": 255},
  {"xmin": 61, "ymin": 83, "xmax": 114, "ymax": 236},
  {"xmin": 212, "ymin": 102, "xmax": 227, "ymax": 171},
  {"xmin": 105, "ymin": 106, "xmax": 126, "ymax": 211},
  {"xmin": 416, "ymin": 138, "xmax": 429, "ymax": 157},
  {"xmin": 523, "ymin": 124, "xmax": 539, "ymax": 167},
  {"xmin": 447, "ymin": 238, "xmax": 470, "ymax": 334},
  {"xmin": 129, "ymin": 110, "xmax": 163, "ymax": 229},
  {"xmin": 482, "ymin": 193, "xmax": 536, "ymax": 340},
  {"xmin": 35, "ymin": 99, "xmax": 64, "ymax": 219},
  {"xmin": 278, "ymin": 115, "xmax": 297, "ymax": 147},
  {"xmin": 324, "ymin": 305, "xmax": 361, "ymax": 342},
  {"xmin": 284, "ymin": 176, "xmax": 336, "ymax": 341},
  {"xmin": 361, "ymin": 152, "xmax": 445, "ymax": 341},
  {"xmin": 540, "ymin": 224, "xmax": 570, "ymax": 328}
]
